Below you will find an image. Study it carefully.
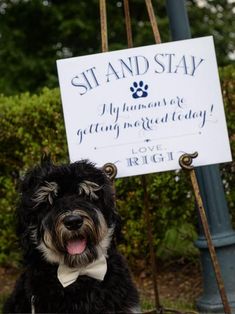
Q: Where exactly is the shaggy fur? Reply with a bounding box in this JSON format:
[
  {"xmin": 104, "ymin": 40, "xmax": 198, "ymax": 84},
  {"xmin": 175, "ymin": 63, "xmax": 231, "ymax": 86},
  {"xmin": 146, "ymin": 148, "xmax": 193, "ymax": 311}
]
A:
[{"xmin": 4, "ymin": 157, "xmax": 140, "ymax": 313}]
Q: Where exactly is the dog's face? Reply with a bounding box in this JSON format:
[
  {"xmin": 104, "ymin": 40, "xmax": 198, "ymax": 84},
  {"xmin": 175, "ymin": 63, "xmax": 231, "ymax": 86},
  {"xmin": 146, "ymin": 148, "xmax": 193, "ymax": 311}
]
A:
[{"xmin": 18, "ymin": 158, "xmax": 118, "ymax": 268}]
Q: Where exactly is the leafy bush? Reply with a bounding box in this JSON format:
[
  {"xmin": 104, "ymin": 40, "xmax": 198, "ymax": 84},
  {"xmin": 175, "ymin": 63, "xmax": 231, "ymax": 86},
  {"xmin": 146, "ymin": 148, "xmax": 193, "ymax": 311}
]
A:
[
  {"xmin": 116, "ymin": 169, "xmax": 198, "ymax": 264},
  {"xmin": 0, "ymin": 65, "xmax": 234, "ymax": 266},
  {"xmin": 0, "ymin": 88, "xmax": 68, "ymax": 265}
]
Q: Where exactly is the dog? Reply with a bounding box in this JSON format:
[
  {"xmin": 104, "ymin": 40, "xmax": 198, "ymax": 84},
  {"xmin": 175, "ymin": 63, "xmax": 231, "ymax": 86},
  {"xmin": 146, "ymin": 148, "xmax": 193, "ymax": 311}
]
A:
[{"xmin": 4, "ymin": 157, "xmax": 140, "ymax": 313}]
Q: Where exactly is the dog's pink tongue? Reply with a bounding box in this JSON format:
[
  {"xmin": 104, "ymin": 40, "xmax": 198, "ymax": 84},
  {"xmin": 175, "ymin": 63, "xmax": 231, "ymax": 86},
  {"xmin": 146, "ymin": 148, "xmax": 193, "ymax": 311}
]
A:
[{"xmin": 67, "ymin": 239, "xmax": 87, "ymax": 255}]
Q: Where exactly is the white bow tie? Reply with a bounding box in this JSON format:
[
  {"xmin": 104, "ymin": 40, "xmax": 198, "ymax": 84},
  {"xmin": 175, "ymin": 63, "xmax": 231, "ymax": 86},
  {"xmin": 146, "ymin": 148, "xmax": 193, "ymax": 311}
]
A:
[{"xmin": 57, "ymin": 255, "xmax": 107, "ymax": 288}]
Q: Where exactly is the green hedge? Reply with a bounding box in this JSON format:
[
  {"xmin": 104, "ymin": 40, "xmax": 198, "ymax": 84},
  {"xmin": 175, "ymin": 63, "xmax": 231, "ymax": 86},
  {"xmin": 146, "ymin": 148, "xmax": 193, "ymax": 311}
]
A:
[
  {"xmin": 0, "ymin": 88, "xmax": 68, "ymax": 265},
  {"xmin": 0, "ymin": 65, "xmax": 234, "ymax": 266}
]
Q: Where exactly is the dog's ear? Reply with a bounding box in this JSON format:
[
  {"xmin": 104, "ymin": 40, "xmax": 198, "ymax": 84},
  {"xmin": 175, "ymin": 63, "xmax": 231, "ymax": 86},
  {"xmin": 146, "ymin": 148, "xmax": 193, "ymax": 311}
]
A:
[
  {"xmin": 21, "ymin": 154, "xmax": 54, "ymax": 193},
  {"xmin": 112, "ymin": 209, "xmax": 122, "ymax": 243},
  {"xmin": 16, "ymin": 156, "xmax": 55, "ymax": 260},
  {"xmin": 100, "ymin": 178, "xmax": 122, "ymax": 242}
]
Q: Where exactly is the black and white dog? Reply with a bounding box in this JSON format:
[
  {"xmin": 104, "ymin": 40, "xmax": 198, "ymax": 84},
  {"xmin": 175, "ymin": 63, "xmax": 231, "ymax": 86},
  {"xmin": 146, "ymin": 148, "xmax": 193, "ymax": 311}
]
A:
[{"xmin": 4, "ymin": 157, "xmax": 140, "ymax": 313}]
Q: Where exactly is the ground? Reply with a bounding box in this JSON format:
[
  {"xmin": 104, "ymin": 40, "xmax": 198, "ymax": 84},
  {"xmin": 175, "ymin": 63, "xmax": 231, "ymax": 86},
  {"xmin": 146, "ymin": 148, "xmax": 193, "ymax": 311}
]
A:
[
  {"xmin": 0, "ymin": 261, "xmax": 202, "ymax": 313},
  {"xmin": 134, "ymin": 260, "xmax": 202, "ymax": 312}
]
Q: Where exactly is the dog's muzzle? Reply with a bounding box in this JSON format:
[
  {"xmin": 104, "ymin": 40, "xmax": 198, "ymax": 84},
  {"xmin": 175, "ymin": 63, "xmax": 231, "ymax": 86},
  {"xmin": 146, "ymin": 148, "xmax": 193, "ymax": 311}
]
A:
[
  {"xmin": 38, "ymin": 207, "xmax": 111, "ymax": 268},
  {"xmin": 61, "ymin": 214, "xmax": 87, "ymax": 256}
]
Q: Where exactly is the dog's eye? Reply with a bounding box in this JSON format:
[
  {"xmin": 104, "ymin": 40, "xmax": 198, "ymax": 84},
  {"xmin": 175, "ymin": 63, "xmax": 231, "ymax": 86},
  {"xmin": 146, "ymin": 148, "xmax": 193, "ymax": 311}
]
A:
[
  {"xmin": 78, "ymin": 180, "xmax": 102, "ymax": 200},
  {"xmin": 32, "ymin": 181, "xmax": 59, "ymax": 206}
]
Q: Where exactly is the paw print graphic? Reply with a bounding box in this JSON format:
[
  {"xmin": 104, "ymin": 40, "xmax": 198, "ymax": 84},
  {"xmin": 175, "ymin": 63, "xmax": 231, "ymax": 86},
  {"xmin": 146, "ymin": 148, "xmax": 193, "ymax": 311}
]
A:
[{"xmin": 130, "ymin": 81, "xmax": 148, "ymax": 99}]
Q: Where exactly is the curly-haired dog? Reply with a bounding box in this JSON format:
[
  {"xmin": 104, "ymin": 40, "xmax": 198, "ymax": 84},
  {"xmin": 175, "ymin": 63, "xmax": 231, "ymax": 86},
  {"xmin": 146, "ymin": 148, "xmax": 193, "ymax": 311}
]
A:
[{"xmin": 4, "ymin": 158, "xmax": 140, "ymax": 313}]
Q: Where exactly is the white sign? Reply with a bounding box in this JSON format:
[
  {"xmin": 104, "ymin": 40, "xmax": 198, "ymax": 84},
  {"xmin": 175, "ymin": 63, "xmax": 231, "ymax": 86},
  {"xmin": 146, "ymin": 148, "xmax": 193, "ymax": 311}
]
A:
[{"xmin": 57, "ymin": 36, "xmax": 232, "ymax": 178}]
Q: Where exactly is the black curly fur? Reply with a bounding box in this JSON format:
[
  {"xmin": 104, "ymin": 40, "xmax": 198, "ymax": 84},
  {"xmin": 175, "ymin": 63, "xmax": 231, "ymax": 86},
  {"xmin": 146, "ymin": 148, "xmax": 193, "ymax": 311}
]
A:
[{"xmin": 3, "ymin": 158, "xmax": 139, "ymax": 314}]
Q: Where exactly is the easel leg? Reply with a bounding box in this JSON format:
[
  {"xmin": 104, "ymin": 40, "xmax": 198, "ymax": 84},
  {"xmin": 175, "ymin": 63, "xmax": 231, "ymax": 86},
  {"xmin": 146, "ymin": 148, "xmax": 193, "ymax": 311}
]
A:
[
  {"xmin": 179, "ymin": 153, "xmax": 231, "ymax": 314},
  {"xmin": 141, "ymin": 175, "xmax": 163, "ymax": 314}
]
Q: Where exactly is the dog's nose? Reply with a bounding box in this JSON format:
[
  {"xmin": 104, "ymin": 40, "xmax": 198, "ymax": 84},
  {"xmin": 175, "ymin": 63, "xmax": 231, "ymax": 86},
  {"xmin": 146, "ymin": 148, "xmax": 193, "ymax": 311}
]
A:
[{"xmin": 63, "ymin": 215, "xmax": 84, "ymax": 230}]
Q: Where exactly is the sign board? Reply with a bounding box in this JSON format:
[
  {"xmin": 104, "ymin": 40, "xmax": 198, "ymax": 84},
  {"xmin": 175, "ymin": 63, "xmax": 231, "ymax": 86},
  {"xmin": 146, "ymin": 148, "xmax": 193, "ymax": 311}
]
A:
[{"xmin": 57, "ymin": 36, "xmax": 232, "ymax": 178}]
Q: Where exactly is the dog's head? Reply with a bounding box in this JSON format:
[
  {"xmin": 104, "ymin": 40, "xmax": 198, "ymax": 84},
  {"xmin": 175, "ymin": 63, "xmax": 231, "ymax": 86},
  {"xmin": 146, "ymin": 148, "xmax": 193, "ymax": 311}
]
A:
[{"xmin": 17, "ymin": 157, "xmax": 119, "ymax": 268}]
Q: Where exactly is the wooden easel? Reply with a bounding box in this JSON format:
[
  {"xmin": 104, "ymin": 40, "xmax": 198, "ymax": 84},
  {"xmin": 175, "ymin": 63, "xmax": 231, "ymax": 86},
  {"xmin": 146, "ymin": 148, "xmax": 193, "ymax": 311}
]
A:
[{"xmin": 100, "ymin": 1, "xmax": 231, "ymax": 313}]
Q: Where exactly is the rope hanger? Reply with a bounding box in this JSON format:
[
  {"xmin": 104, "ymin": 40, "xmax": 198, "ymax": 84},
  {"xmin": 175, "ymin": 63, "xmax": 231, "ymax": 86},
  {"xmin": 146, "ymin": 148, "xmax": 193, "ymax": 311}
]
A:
[{"xmin": 99, "ymin": 0, "xmax": 161, "ymax": 53}]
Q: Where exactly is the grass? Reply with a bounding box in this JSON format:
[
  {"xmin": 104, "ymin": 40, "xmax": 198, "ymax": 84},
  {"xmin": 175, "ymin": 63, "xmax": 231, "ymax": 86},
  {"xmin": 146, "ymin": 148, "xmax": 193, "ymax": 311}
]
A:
[{"xmin": 140, "ymin": 297, "xmax": 198, "ymax": 313}]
